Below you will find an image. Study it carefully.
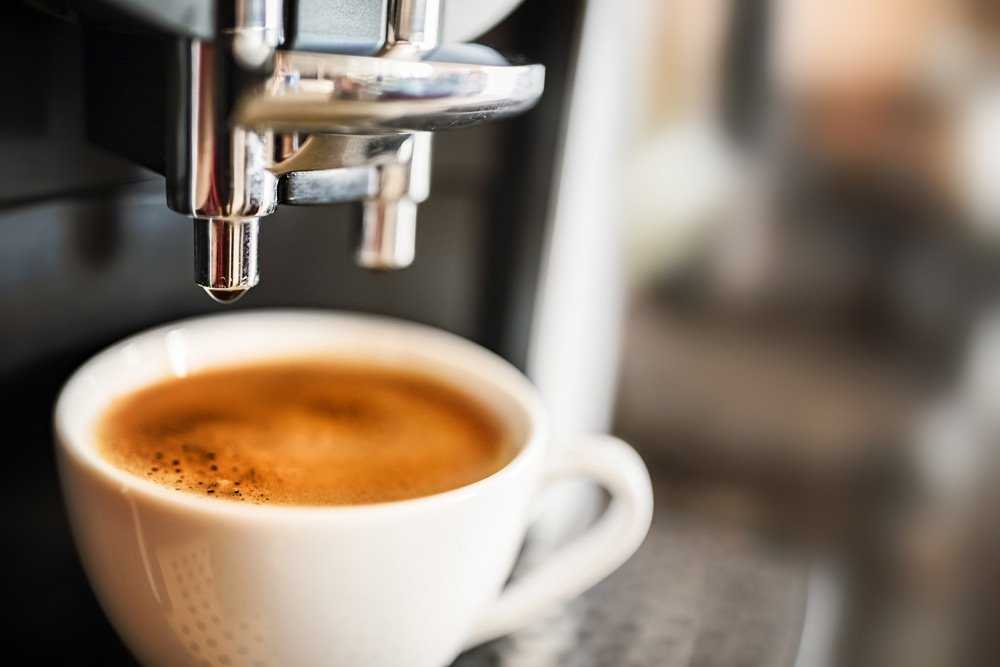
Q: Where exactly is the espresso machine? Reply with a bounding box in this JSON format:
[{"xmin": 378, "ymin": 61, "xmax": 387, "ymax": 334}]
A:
[
  {"xmin": 1, "ymin": 0, "xmax": 595, "ymax": 662},
  {"xmin": 92, "ymin": 0, "xmax": 545, "ymax": 303},
  {"xmin": 65, "ymin": 0, "xmax": 546, "ymax": 303}
]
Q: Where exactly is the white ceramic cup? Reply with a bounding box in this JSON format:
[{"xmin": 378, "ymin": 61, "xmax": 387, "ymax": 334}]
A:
[{"xmin": 55, "ymin": 311, "xmax": 653, "ymax": 667}]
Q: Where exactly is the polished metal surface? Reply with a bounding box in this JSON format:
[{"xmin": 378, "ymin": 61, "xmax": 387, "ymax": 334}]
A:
[
  {"xmin": 168, "ymin": 2, "xmax": 283, "ymax": 297},
  {"xmin": 273, "ymin": 132, "xmax": 412, "ymax": 172},
  {"xmin": 280, "ymin": 166, "xmax": 376, "ymax": 205},
  {"xmin": 407, "ymin": 131, "xmax": 432, "ymax": 202},
  {"xmin": 165, "ymin": 0, "xmax": 543, "ymax": 301},
  {"xmin": 275, "ymin": 132, "xmax": 430, "ymax": 267},
  {"xmin": 289, "ymin": 0, "xmax": 388, "ymax": 55},
  {"xmin": 167, "ymin": 40, "xmax": 280, "ymax": 221},
  {"xmin": 193, "ymin": 218, "xmax": 260, "ymax": 302},
  {"xmin": 359, "ymin": 131, "xmax": 428, "ymax": 269},
  {"xmin": 230, "ymin": 0, "xmax": 284, "ymax": 50},
  {"xmin": 235, "ymin": 52, "xmax": 546, "ymax": 133},
  {"xmin": 357, "ymin": 197, "xmax": 418, "ymax": 269},
  {"xmin": 384, "ymin": 0, "xmax": 442, "ymax": 58}
]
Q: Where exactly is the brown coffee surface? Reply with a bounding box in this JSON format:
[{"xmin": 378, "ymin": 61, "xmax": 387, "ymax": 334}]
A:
[{"xmin": 96, "ymin": 360, "xmax": 513, "ymax": 505}]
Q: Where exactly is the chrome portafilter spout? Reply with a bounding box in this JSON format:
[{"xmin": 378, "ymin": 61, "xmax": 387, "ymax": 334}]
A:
[
  {"xmin": 354, "ymin": 131, "xmax": 431, "ymax": 270},
  {"xmin": 193, "ymin": 218, "xmax": 260, "ymax": 303},
  {"xmin": 357, "ymin": 199, "xmax": 417, "ymax": 270},
  {"xmin": 168, "ymin": 7, "xmax": 278, "ymax": 304},
  {"xmin": 167, "ymin": 0, "xmax": 544, "ymax": 302}
]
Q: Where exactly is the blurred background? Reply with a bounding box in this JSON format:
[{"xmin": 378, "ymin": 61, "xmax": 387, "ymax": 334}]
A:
[{"xmin": 5, "ymin": 0, "xmax": 1000, "ymax": 664}]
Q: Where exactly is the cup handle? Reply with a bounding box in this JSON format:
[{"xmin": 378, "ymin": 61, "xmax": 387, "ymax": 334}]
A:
[{"xmin": 463, "ymin": 435, "xmax": 654, "ymax": 649}]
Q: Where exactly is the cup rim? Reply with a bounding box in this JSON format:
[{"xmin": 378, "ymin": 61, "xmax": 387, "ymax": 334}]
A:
[{"xmin": 54, "ymin": 309, "xmax": 548, "ymax": 521}]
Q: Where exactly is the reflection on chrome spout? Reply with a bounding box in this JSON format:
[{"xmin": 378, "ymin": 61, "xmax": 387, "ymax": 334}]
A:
[{"xmin": 193, "ymin": 218, "xmax": 260, "ymax": 303}]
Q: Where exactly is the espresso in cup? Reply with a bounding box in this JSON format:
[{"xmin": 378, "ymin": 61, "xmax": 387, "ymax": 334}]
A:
[{"xmin": 96, "ymin": 359, "xmax": 516, "ymax": 505}]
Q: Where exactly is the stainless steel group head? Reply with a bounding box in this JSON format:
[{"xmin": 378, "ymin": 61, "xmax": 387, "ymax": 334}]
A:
[{"xmin": 166, "ymin": 0, "xmax": 545, "ymax": 302}]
